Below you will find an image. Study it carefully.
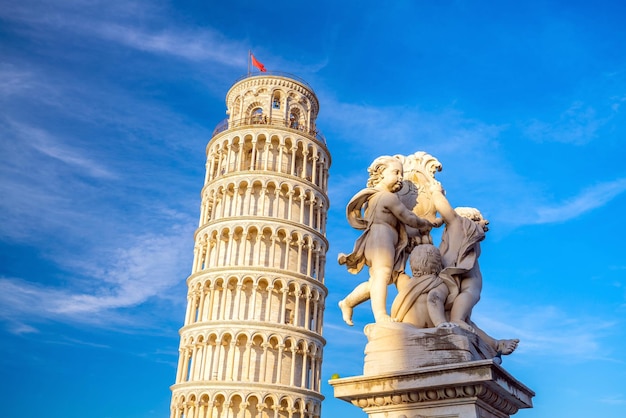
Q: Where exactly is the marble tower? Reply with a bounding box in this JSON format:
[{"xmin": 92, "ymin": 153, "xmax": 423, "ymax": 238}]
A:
[{"xmin": 169, "ymin": 72, "xmax": 331, "ymax": 418}]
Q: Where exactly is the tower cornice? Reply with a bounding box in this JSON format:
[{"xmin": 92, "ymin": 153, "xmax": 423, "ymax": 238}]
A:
[{"xmin": 226, "ymin": 73, "xmax": 319, "ymax": 116}]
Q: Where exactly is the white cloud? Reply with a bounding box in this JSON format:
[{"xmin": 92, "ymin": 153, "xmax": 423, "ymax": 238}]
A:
[
  {"xmin": 532, "ymin": 178, "xmax": 626, "ymax": 224},
  {"xmin": 0, "ymin": 228, "xmax": 190, "ymax": 331},
  {"xmin": 0, "ymin": 61, "xmax": 207, "ymax": 243},
  {"xmin": 94, "ymin": 23, "xmax": 246, "ymax": 66},
  {"xmin": 319, "ymin": 96, "xmax": 504, "ymax": 159},
  {"xmin": 56, "ymin": 232, "xmax": 189, "ymax": 314},
  {"xmin": 1, "ymin": 0, "xmax": 246, "ymax": 67},
  {"xmin": 9, "ymin": 120, "xmax": 116, "ymax": 179},
  {"xmin": 474, "ymin": 303, "xmax": 619, "ymax": 362},
  {"xmin": 525, "ymin": 101, "xmax": 610, "ymax": 145},
  {"xmin": 0, "ymin": 64, "xmax": 36, "ymax": 96},
  {"xmin": 600, "ymin": 395, "xmax": 626, "ymax": 405}
]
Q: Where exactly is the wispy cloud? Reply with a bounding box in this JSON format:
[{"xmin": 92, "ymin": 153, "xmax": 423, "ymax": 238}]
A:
[
  {"xmin": 0, "ymin": 228, "xmax": 190, "ymax": 332},
  {"xmin": 0, "ymin": 118, "xmax": 112, "ymax": 242},
  {"xmin": 530, "ymin": 178, "xmax": 626, "ymax": 225},
  {"xmin": 0, "ymin": 64, "xmax": 36, "ymax": 96},
  {"xmin": 94, "ymin": 23, "xmax": 246, "ymax": 66},
  {"xmin": 525, "ymin": 101, "xmax": 612, "ymax": 145},
  {"xmin": 1, "ymin": 0, "xmax": 246, "ymax": 67},
  {"xmin": 0, "ymin": 63, "xmax": 213, "ymax": 152},
  {"xmin": 320, "ymin": 96, "xmax": 504, "ymax": 159},
  {"xmin": 599, "ymin": 394, "xmax": 626, "ymax": 405},
  {"xmin": 474, "ymin": 303, "xmax": 620, "ymax": 362},
  {"xmin": 56, "ymin": 231, "xmax": 189, "ymax": 314},
  {"xmin": 0, "ymin": 61, "xmax": 207, "ymax": 243},
  {"xmin": 9, "ymin": 120, "xmax": 115, "ymax": 179}
]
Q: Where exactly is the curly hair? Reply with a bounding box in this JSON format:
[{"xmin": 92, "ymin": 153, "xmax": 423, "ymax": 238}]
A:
[
  {"xmin": 454, "ymin": 207, "xmax": 484, "ymax": 222},
  {"xmin": 409, "ymin": 244, "xmax": 442, "ymax": 277},
  {"xmin": 366, "ymin": 155, "xmax": 402, "ymax": 188}
]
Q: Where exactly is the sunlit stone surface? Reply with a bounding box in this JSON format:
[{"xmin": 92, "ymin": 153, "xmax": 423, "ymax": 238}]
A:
[{"xmin": 169, "ymin": 73, "xmax": 331, "ymax": 418}]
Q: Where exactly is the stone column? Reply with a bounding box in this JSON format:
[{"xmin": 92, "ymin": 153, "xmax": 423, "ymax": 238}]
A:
[{"xmin": 265, "ymin": 285, "xmax": 274, "ymax": 322}]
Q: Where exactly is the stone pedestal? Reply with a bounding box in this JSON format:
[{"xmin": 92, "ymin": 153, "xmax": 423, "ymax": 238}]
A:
[
  {"xmin": 329, "ymin": 360, "xmax": 534, "ymax": 418},
  {"xmin": 330, "ymin": 324, "xmax": 533, "ymax": 418},
  {"xmin": 364, "ymin": 323, "xmax": 497, "ymax": 375}
]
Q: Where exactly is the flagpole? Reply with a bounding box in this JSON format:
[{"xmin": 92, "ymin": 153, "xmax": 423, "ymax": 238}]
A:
[{"xmin": 248, "ymin": 50, "xmax": 251, "ymax": 75}]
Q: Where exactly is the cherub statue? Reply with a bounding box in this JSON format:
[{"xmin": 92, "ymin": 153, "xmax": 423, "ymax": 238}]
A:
[
  {"xmin": 428, "ymin": 181, "xmax": 488, "ymax": 331},
  {"xmin": 391, "ymin": 152, "xmax": 490, "ymax": 331},
  {"xmin": 392, "ymin": 243, "xmax": 519, "ymax": 356},
  {"xmin": 337, "ymin": 155, "xmax": 433, "ymax": 325}
]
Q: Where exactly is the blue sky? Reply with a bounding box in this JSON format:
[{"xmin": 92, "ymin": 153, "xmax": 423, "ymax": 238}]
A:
[{"xmin": 1, "ymin": 1, "xmax": 626, "ymax": 417}]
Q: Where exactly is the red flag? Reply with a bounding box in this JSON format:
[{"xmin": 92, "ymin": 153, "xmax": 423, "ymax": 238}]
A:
[{"xmin": 251, "ymin": 53, "xmax": 267, "ymax": 72}]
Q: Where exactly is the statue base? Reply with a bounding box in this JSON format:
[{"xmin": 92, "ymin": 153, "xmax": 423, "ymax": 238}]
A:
[
  {"xmin": 329, "ymin": 324, "xmax": 533, "ymax": 417},
  {"xmin": 330, "ymin": 359, "xmax": 534, "ymax": 418},
  {"xmin": 364, "ymin": 322, "xmax": 497, "ymax": 375}
]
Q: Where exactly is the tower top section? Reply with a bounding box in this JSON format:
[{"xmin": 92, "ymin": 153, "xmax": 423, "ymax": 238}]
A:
[{"xmin": 213, "ymin": 72, "xmax": 324, "ymax": 144}]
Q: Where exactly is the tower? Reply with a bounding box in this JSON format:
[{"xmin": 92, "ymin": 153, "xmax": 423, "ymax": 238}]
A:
[{"xmin": 170, "ymin": 72, "xmax": 331, "ymax": 418}]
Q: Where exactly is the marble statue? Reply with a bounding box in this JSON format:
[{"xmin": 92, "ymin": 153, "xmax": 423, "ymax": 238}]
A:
[
  {"xmin": 392, "ymin": 243, "xmax": 519, "ymax": 356},
  {"xmin": 338, "ymin": 151, "xmax": 519, "ymax": 368},
  {"xmin": 337, "ymin": 155, "xmax": 433, "ymax": 325}
]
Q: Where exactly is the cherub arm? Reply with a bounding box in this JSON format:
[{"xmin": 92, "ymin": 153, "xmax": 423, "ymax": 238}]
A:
[
  {"xmin": 383, "ymin": 192, "xmax": 433, "ymax": 229},
  {"xmin": 428, "ymin": 182, "xmax": 458, "ymax": 226}
]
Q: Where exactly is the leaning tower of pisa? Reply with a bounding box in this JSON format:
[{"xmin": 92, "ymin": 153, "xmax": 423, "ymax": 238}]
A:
[{"xmin": 169, "ymin": 72, "xmax": 331, "ymax": 418}]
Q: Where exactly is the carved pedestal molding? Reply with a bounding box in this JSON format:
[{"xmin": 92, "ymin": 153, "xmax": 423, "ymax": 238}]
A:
[{"xmin": 330, "ymin": 360, "xmax": 534, "ymax": 418}]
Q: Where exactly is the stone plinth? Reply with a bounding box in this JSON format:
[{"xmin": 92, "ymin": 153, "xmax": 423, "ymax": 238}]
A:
[
  {"xmin": 329, "ymin": 360, "xmax": 534, "ymax": 418},
  {"xmin": 364, "ymin": 323, "xmax": 497, "ymax": 375}
]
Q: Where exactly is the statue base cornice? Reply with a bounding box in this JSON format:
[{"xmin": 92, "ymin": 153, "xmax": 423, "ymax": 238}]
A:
[{"xmin": 330, "ymin": 359, "xmax": 534, "ymax": 418}]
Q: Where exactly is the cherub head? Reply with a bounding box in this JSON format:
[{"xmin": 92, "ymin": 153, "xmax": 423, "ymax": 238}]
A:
[
  {"xmin": 454, "ymin": 207, "xmax": 489, "ymax": 232},
  {"xmin": 409, "ymin": 244, "xmax": 442, "ymax": 277},
  {"xmin": 367, "ymin": 156, "xmax": 404, "ymax": 192}
]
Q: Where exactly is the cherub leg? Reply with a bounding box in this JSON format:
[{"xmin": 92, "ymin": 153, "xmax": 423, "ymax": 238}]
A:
[
  {"xmin": 496, "ymin": 339, "xmax": 520, "ymax": 355},
  {"xmin": 427, "ymin": 284, "xmax": 456, "ymax": 328},
  {"xmin": 450, "ymin": 278, "xmax": 481, "ymax": 331},
  {"xmin": 468, "ymin": 320, "xmax": 519, "ymax": 356},
  {"xmin": 369, "ymin": 265, "xmax": 395, "ymax": 323},
  {"xmin": 362, "ymin": 224, "xmax": 398, "ymax": 324},
  {"xmin": 339, "ymin": 281, "xmax": 370, "ymax": 326}
]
